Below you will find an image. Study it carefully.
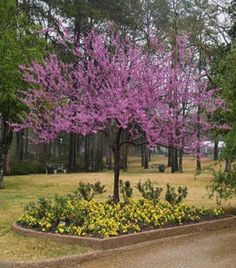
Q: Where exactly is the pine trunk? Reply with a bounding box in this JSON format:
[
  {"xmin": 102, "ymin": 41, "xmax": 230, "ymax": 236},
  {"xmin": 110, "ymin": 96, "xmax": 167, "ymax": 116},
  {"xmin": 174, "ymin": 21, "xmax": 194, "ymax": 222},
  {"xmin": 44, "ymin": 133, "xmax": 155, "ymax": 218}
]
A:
[
  {"xmin": 225, "ymin": 160, "xmax": 232, "ymax": 173},
  {"xmin": 0, "ymin": 120, "xmax": 13, "ymax": 189},
  {"xmin": 168, "ymin": 148, "xmax": 172, "ymax": 167},
  {"xmin": 3, "ymin": 151, "xmax": 11, "ymax": 176},
  {"xmin": 84, "ymin": 136, "xmax": 90, "ymax": 171},
  {"xmin": 179, "ymin": 150, "xmax": 183, "ymax": 173},
  {"xmin": 68, "ymin": 133, "xmax": 77, "ymax": 172},
  {"xmin": 213, "ymin": 141, "xmax": 219, "ymax": 161},
  {"xmin": 141, "ymin": 144, "xmax": 145, "ymax": 167},
  {"xmin": 121, "ymin": 143, "xmax": 128, "ymax": 172},
  {"xmin": 106, "ymin": 145, "xmax": 112, "ymax": 170},
  {"xmin": 16, "ymin": 130, "xmax": 25, "ymax": 161},
  {"xmin": 171, "ymin": 148, "xmax": 179, "ymax": 173},
  {"xmin": 0, "ymin": 158, "xmax": 4, "ymax": 189}
]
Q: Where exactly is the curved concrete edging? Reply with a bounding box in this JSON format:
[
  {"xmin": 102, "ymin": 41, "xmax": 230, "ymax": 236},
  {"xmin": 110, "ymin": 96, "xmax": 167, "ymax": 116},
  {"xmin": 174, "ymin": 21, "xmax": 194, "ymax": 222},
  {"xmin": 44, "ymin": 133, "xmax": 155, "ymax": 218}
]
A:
[
  {"xmin": 2, "ymin": 216, "xmax": 235, "ymax": 268},
  {"xmin": 12, "ymin": 216, "xmax": 236, "ymax": 250}
]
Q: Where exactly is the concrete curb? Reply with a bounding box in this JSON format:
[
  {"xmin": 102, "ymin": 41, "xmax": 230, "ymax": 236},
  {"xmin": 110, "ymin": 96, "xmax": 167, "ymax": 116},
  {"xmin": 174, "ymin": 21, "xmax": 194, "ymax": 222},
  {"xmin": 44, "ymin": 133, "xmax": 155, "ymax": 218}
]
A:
[
  {"xmin": 12, "ymin": 216, "xmax": 236, "ymax": 250},
  {"xmin": 0, "ymin": 216, "xmax": 235, "ymax": 268}
]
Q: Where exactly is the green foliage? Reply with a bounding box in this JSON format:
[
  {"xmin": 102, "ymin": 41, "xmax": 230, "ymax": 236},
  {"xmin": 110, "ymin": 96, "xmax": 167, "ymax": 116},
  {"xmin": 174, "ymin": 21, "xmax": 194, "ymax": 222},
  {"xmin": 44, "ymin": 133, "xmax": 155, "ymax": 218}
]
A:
[
  {"xmin": 11, "ymin": 160, "xmax": 45, "ymax": 175},
  {"xmin": 93, "ymin": 181, "xmax": 106, "ymax": 194},
  {"xmin": 214, "ymin": 42, "xmax": 236, "ymax": 162},
  {"xmin": 74, "ymin": 181, "xmax": 106, "ymax": 201},
  {"xmin": 136, "ymin": 179, "xmax": 163, "ymax": 204},
  {"xmin": 207, "ymin": 167, "xmax": 236, "ymax": 205},
  {"xmin": 165, "ymin": 183, "xmax": 188, "ymax": 206},
  {"xmin": 119, "ymin": 180, "xmax": 133, "ymax": 202},
  {"xmin": 0, "ymin": 0, "xmax": 45, "ymax": 123},
  {"xmin": 18, "ymin": 195, "xmax": 224, "ymax": 238}
]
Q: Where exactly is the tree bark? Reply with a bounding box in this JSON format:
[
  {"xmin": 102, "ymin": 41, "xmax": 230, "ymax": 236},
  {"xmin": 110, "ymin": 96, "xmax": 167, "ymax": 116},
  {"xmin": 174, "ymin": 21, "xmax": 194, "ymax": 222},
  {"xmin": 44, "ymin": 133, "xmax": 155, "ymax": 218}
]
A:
[
  {"xmin": 84, "ymin": 135, "xmax": 90, "ymax": 171},
  {"xmin": 196, "ymin": 155, "xmax": 201, "ymax": 171},
  {"xmin": 0, "ymin": 120, "xmax": 13, "ymax": 189},
  {"xmin": 179, "ymin": 150, "xmax": 183, "ymax": 173},
  {"xmin": 0, "ymin": 158, "xmax": 4, "ymax": 189},
  {"xmin": 141, "ymin": 144, "xmax": 145, "ymax": 167},
  {"xmin": 112, "ymin": 128, "xmax": 123, "ymax": 203},
  {"xmin": 121, "ymin": 142, "xmax": 128, "ymax": 172},
  {"xmin": 213, "ymin": 140, "xmax": 219, "ymax": 161},
  {"xmin": 168, "ymin": 148, "xmax": 172, "ymax": 167},
  {"xmin": 143, "ymin": 145, "xmax": 149, "ymax": 169},
  {"xmin": 113, "ymin": 150, "xmax": 120, "ymax": 203},
  {"xmin": 3, "ymin": 151, "xmax": 11, "ymax": 176},
  {"xmin": 225, "ymin": 160, "xmax": 232, "ymax": 173},
  {"xmin": 171, "ymin": 148, "xmax": 179, "ymax": 173},
  {"xmin": 106, "ymin": 144, "xmax": 112, "ymax": 169},
  {"xmin": 68, "ymin": 133, "xmax": 77, "ymax": 172},
  {"xmin": 16, "ymin": 130, "xmax": 24, "ymax": 161}
]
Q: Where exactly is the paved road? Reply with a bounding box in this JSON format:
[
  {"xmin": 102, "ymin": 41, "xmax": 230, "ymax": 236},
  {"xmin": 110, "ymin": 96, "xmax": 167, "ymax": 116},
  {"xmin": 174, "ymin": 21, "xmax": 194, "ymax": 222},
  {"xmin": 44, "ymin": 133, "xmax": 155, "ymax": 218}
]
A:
[{"xmin": 81, "ymin": 227, "xmax": 236, "ymax": 268}]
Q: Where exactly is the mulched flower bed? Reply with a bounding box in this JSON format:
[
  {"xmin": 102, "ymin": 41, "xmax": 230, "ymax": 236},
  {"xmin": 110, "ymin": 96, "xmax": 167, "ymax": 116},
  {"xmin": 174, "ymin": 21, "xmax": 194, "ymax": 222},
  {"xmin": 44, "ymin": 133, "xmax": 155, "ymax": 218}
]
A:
[{"xmin": 17, "ymin": 194, "xmax": 225, "ymax": 238}]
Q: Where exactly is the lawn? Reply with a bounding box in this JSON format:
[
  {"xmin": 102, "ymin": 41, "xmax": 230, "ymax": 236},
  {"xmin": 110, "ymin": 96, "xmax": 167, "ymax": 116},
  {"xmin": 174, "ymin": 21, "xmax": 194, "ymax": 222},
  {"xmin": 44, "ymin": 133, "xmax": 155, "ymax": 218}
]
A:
[{"xmin": 0, "ymin": 156, "xmax": 235, "ymax": 261}]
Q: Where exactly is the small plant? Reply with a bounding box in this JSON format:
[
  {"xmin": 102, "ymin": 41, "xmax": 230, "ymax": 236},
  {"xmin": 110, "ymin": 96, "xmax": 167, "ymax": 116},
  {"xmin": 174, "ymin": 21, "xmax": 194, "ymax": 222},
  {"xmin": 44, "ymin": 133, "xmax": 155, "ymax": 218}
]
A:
[
  {"xmin": 136, "ymin": 179, "xmax": 162, "ymax": 204},
  {"xmin": 207, "ymin": 167, "xmax": 236, "ymax": 205},
  {"xmin": 165, "ymin": 183, "xmax": 188, "ymax": 206},
  {"xmin": 74, "ymin": 181, "xmax": 106, "ymax": 201},
  {"xmin": 119, "ymin": 180, "xmax": 133, "ymax": 202},
  {"xmin": 94, "ymin": 181, "xmax": 106, "ymax": 194}
]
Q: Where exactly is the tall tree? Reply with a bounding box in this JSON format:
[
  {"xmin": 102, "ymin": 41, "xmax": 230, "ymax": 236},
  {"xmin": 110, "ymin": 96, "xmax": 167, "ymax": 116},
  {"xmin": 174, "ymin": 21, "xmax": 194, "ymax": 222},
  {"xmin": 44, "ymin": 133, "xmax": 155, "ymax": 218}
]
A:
[
  {"xmin": 15, "ymin": 29, "xmax": 225, "ymax": 202},
  {"xmin": 0, "ymin": 0, "xmax": 44, "ymax": 188}
]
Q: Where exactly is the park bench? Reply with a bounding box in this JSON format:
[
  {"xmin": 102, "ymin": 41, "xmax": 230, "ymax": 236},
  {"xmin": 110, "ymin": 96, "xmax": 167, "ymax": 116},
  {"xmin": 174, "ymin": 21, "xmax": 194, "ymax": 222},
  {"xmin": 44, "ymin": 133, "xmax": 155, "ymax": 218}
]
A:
[
  {"xmin": 151, "ymin": 164, "xmax": 166, "ymax": 172},
  {"xmin": 46, "ymin": 164, "xmax": 67, "ymax": 174}
]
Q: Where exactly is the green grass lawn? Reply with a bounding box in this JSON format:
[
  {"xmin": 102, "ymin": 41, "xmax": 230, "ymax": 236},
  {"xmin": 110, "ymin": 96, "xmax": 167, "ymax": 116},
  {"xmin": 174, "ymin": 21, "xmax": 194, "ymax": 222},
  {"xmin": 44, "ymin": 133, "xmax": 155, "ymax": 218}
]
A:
[{"xmin": 0, "ymin": 156, "xmax": 235, "ymax": 261}]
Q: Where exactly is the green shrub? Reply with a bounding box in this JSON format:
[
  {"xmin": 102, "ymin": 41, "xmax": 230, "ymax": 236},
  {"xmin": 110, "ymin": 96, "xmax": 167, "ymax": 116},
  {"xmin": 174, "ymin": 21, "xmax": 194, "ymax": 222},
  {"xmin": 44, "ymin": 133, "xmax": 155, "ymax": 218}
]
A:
[
  {"xmin": 207, "ymin": 167, "xmax": 236, "ymax": 205},
  {"xmin": 94, "ymin": 181, "xmax": 106, "ymax": 194},
  {"xmin": 119, "ymin": 180, "xmax": 133, "ymax": 202},
  {"xmin": 18, "ymin": 194, "xmax": 224, "ymax": 238},
  {"xmin": 165, "ymin": 183, "xmax": 188, "ymax": 206},
  {"xmin": 136, "ymin": 179, "xmax": 162, "ymax": 204},
  {"xmin": 74, "ymin": 181, "xmax": 106, "ymax": 201},
  {"xmin": 11, "ymin": 160, "xmax": 45, "ymax": 175}
]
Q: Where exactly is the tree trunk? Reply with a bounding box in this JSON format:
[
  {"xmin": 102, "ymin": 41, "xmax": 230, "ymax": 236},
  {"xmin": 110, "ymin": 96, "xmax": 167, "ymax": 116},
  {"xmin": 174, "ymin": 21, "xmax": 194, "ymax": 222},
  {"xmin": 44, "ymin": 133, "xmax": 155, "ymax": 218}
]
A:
[
  {"xmin": 121, "ymin": 143, "xmax": 128, "ymax": 172},
  {"xmin": 171, "ymin": 148, "xmax": 179, "ymax": 173},
  {"xmin": 24, "ymin": 129, "xmax": 29, "ymax": 160},
  {"xmin": 196, "ymin": 155, "xmax": 201, "ymax": 171},
  {"xmin": 112, "ymin": 128, "xmax": 123, "ymax": 203},
  {"xmin": 225, "ymin": 160, "xmax": 232, "ymax": 173},
  {"xmin": 106, "ymin": 144, "xmax": 112, "ymax": 170},
  {"xmin": 68, "ymin": 133, "xmax": 77, "ymax": 172},
  {"xmin": 141, "ymin": 144, "xmax": 145, "ymax": 167},
  {"xmin": 179, "ymin": 150, "xmax": 183, "ymax": 173},
  {"xmin": 144, "ymin": 155, "xmax": 149, "ymax": 169},
  {"xmin": 168, "ymin": 148, "xmax": 172, "ymax": 167},
  {"xmin": 84, "ymin": 136, "xmax": 90, "ymax": 171},
  {"xmin": 213, "ymin": 141, "xmax": 219, "ymax": 161},
  {"xmin": 0, "ymin": 120, "xmax": 13, "ymax": 189},
  {"xmin": 143, "ymin": 145, "xmax": 149, "ymax": 169},
  {"xmin": 0, "ymin": 158, "xmax": 4, "ymax": 189},
  {"xmin": 113, "ymin": 150, "xmax": 120, "ymax": 203},
  {"xmin": 3, "ymin": 151, "xmax": 11, "ymax": 176},
  {"xmin": 16, "ymin": 130, "xmax": 24, "ymax": 161}
]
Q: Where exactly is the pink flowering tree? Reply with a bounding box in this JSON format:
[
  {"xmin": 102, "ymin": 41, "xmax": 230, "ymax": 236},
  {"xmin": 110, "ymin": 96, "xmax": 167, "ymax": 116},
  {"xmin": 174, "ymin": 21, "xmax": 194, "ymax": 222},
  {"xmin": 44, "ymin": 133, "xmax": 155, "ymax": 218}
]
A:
[{"xmin": 14, "ymin": 30, "xmax": 225, "ymax": 202}]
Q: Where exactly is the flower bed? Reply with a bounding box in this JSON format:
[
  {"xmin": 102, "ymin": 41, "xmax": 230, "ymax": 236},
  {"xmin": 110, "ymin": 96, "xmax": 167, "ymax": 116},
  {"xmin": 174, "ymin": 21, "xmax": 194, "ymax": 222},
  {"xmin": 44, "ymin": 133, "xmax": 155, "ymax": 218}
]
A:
[{"xmin": 17, "ymin": 194, "xmax": 224, "ymax": 238}]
